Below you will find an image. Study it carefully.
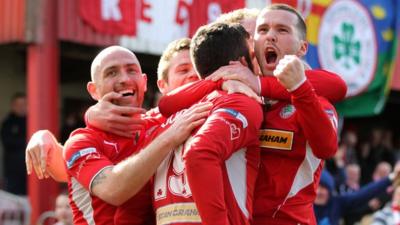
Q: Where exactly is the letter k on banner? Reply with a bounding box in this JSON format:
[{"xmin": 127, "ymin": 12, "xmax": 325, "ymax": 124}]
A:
[{"xmin": 79, "ymin": 0, "xmax": 137, "ymax": 35}]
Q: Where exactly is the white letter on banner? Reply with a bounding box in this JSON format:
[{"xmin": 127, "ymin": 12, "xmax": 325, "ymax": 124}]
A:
[
  {"xmin": 207, "ymin": 2, "xmax": 221, "ymax": 24},
  {"xmin": 101, "ymin": 0, "xmax": 122, "ymax": 21}
]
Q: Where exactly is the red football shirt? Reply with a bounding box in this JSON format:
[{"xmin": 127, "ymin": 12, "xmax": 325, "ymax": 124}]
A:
[
  {"xmin": 64, "ymin": 126, "xmax": 154, "ymax": 225},
  {"xmin": 153, "ymin": 90, "xmax": 263, "ymax": 225}
]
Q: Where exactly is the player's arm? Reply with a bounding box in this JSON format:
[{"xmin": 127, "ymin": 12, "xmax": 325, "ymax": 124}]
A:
[
  {"xmin": 206, "ymin": 61, "xmax": 347, "ymax": 103},
  {"xmin": 275, "ymin": 56, "xmax": 338, "ymax": 159},
  {"xmin": 159, "ymin": 80, "xmax": 262, "ymax": 118},
  {"xmin": 25, "ymin": 130, "xmax": 68, "ymax": 182},
  {"xmin": 185, "ymin": 96, "xmax": 263, "ymax": 225},
  {"xmin": 293, "ymin": 84, "xmax": 338, "ymax": 158},
  {"xmin": 259, "ymin": 69, "xmax": 347, "ymax": 103},
  {"xmin": 158, "ymin": 80, "xmax": 221, "ymax": 117},
  {"xmin": 85, "ymin": 102, "xmax": 211, "ymax": 206},
  {"xmin": 86, "ymin": 92, "xmax": 147, "ymax": 138}
]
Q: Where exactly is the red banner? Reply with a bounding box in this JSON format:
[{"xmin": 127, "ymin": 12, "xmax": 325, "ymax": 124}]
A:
[
  {"xmin": 79, "ymin": 0, "xmax": 137, "ymax": 35},
  {"xmin": 189, "ymin": 0, "xmax": 245, "ymax": 36}
]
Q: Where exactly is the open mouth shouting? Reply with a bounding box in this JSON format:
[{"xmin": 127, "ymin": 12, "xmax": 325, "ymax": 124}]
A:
[{"xmin": 265, "ymin": 47, "xmax": 279, "ymax": 70}]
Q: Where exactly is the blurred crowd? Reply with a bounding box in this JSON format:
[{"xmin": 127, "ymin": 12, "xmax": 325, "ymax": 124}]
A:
[{"xmin": 316, "ymin": 126, "xmax": 400, "ymax": 225}]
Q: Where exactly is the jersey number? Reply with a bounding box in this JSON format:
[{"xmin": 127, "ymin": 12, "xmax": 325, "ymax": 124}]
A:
[{"xmin": 154, "ymin": 136, "xmax": 194, "ymax": 200}]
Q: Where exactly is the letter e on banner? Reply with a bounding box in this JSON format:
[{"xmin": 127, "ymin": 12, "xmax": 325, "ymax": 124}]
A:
[
  {"xmin": 175, "ymin": 0, "xmax": 190, "ymax": 25},
  {"xmin": 79, "ymin": 0, "xmax": 137, "ymax": 35}
]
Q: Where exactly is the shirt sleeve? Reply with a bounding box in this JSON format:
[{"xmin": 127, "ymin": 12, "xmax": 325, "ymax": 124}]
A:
[
  {"xmin": 259, "ymin": 69, "xmax": 347, "ymax": 103},
  {"xmin": 291, "ymin": 80, "xmax": 339, "ymax": 159},
  {"xmin": 158, "ymin": 80, "xmax": 222, "ymax": 117},
  {"xmin": 184, "ymin": 94, "xmax": 263, "ymax": 225},
  {"xmin": 63, "ymin": 129, "xmax": 113, "ymax": 192}
]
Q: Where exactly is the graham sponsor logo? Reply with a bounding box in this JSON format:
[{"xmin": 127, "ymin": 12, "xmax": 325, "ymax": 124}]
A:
[
  {"xmin": 259, "ymin": 129, "xmax": 293, "ymax": 150},
  {"xmin": 156, "ymin": 203, "xmax": 201, "ymax": 225}
]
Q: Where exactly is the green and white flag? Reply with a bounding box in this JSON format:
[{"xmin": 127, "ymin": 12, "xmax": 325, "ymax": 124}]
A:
[{"xmin": 304, "ymin": 0, "xmax": 399, "ymax": 117}]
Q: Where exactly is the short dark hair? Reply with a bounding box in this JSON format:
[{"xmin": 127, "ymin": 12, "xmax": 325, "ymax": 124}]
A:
[
  {"xmin": 190, "ymin": 22, "xmax": 253, "ymax": 78},
  {"xmin": 263, "ymin": 4, "xmax": 307, "ymax": 40}
]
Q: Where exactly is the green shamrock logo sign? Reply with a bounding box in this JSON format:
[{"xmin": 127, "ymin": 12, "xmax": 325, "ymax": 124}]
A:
[{"xmin": 333, "ymin": 23, "xmax": 361, "ymax": 69}]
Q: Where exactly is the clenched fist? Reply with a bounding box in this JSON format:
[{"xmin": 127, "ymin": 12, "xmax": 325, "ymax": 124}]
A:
[{"xmin": 273, "ymin": 55, "xmax": 306, "ymax": 91}]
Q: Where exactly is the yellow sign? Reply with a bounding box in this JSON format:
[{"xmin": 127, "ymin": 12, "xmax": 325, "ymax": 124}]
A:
[{"xmin": 259, "ymin": 129, "xmax": 294, "ymax": 150}]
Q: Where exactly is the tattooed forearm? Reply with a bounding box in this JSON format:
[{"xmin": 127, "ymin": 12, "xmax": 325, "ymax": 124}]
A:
[{"xmin": 91, "ymin": 167, "xmax": 113, "ymax": 190}]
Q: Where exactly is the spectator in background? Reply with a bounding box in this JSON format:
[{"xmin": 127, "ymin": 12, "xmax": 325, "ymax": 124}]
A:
[
  {"xmin": 342, "ymin": 162, "xmax": 393, "ymax": 224},
  {"xmin": 325, "ymin": 144, "xmax": 346, "ymax": 192},
  {"xmin": 380, "ymin": 129, "xmax": 396, "ymax": 166},
  {"xmin": 358, "ymin": 140, "xmax": 375, "ymax": 185},
  {"xmin": 54, "ymin": 191, "xmax": 73, "ymax": 225},
  {"xmin": 340, "ymin": 164, "xmax": 362, "ymax": 225},
  {"xmin": 373, "ymin": 162, "xmax": 393, "ymax": 181},
  {"xmin": 339, "ymin": 163, "xmax": 361, "ymax": 194},
  {"xmin": 369, "ymin": 162, "xmax": 393, "ymax": 210},
  {"xmin": 314, "ymin": 169, "xmax": 399, "ymax": 225},
  {"xmin": 0, "ymin": 92, "xmax": 27, "ymax": 195},
  {"xmin": 341, "ymin": 130, "xmax": 358, "ymax": 165},
  {"xmin": 361, "ymin": 127, "xmax": 396, "ymax": 183}
]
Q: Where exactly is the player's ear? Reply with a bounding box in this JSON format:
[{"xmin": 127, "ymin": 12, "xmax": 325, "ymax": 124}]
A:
[
  {"xmin": 142, "ymin": 73, "xmax": 148, "ymax": 92},
  {"xmin": 157, "ymin": 79, "xmax": 168, "ymax": 95},
  {"xmin": 239, "ymin": 56, "xmax": 249, "ymax": 67},
  {"xmin": 87, "ymin": 82, "xmax": 100, "ymax": 101},
  {"xmin": 297, "ymin": 40, "xmax": 308, "ymax": 57}
]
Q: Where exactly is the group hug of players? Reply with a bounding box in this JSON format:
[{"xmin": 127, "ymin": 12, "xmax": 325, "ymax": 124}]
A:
[{"xmin": 25, "ymin": 3, "xmax": 387, "ymax": 225}]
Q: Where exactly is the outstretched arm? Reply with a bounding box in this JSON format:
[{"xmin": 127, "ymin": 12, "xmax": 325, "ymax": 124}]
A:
[
  {"xmin": 25, "ymin": 130, "xmax": 68, "ymax": 182},
  {"xmin": 206, "ymin": 61, "xmax": 347, "ymax": 103},
  {"xmin": 341, "ymin": 178, "xmax": 392, "ymax": 211},
  {"xmin": 158, "ymin": 77, "xmax": 260, "ymax": 117},
  {"xmin": 158, "ymin": 80, "xmax": 221, "ymax": 117}
]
